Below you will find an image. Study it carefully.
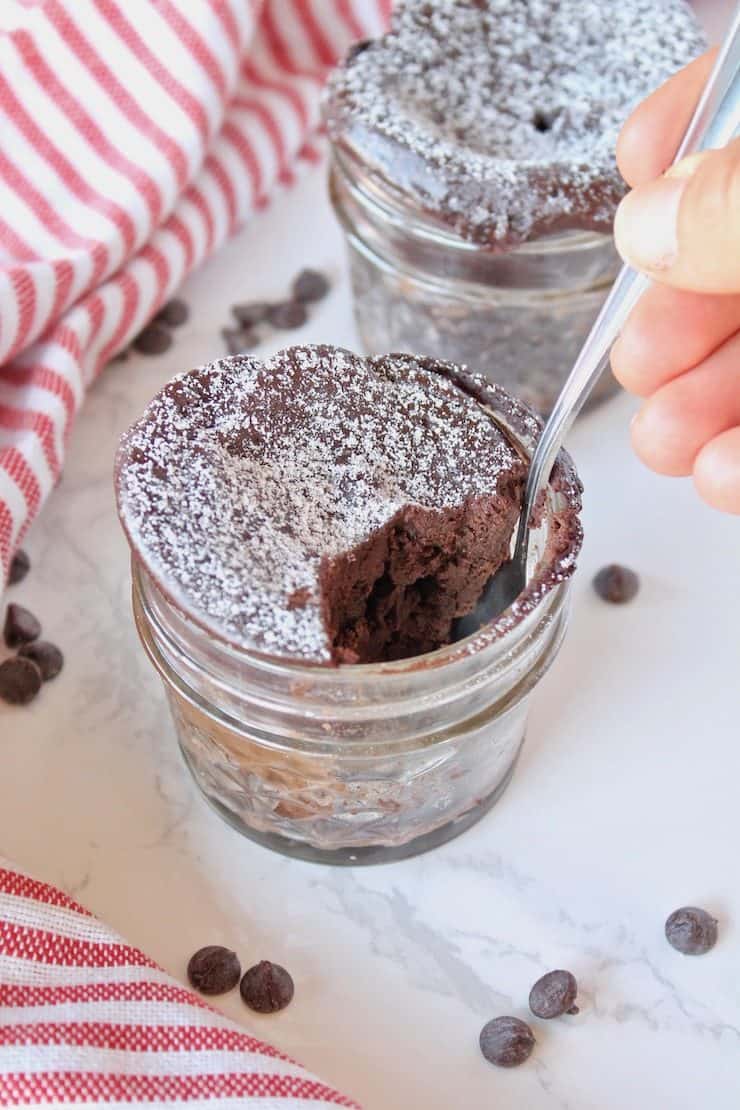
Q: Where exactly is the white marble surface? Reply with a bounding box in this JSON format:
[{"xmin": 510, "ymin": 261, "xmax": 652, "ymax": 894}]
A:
[{"xmin": 2, "ymin": 66, "xmax": 740, "ymax": 1110}]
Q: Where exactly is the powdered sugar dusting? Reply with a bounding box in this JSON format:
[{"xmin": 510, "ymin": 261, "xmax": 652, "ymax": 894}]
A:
[
  {"xmin": 324, "ymin": 0, "xmax": 705, "ymax": 247},
  {"xmin": 116, "ymin": 346, "xmax": 525, "ymax": 663}
]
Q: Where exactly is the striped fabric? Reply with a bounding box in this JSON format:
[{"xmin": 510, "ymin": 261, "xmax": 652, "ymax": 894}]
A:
[
  {"xmin": 0, "ymin": 862, "xmax": 360, "ymax": 1106},
  {"xmin": 0, "ymin": 0, "xmax": 391, "ymax": 586}
]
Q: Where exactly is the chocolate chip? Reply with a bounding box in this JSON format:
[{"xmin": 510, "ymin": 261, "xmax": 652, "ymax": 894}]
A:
[
  {"xmin": 4, "ymin": 604, "xmax": 41, "ymax": 648},
  {"xmin": 291, "ymin": 268, "xmax": 330, "ymax": 304},
  {"xmin": 529, "ymin": 970, "xmax": 579, "ymax": 1018},
  {"xmin": 479, "ymin": 1017, "xmax": 535, "ymax": 1068},
  {"xmin": 0, "ymin": 657, "xmax": 42, "ymax": 705},
  {"xmin": 156, "ymin": 299, "xmax": 189, "ymax": 327},
  {"xmin": 187, "ymin": 945, "xmax": 242, "ymax": 995},
  {"xmin": 267, "ymin": 301, "xmax": 308, "ymax": 329},
  {"xmin": 222, "ymin": 326, "xmax": 259, "ymax": 356},
  {"xmin": 593, "ymin": 564, "xmax": 640, "ymax": 604},
  {"xmin": 665, "ymin": 907, "xmax": 718, "ymax": 955},
  {"xmin": 18, "ymin": 641, "xmax": 64, "ymax": 682},
  {"xmin": 240, "ymin": 960, "xmax": 294, "ymax": 1013},
  {"xmin": 133, "ymin": 322, "xmax": 173, "ymax": 355},
  {"xmin": 232, "ymin": 302, "xmax": 271, "ymax": 328},
  {"xmin": 8, "ymin": 549, "xmax": 30, "ymax": 587}
]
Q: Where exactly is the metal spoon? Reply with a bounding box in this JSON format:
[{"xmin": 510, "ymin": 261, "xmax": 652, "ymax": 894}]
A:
[{"xmin": 455, "ymin": 10, "xmax": 740, "ymax": 640}]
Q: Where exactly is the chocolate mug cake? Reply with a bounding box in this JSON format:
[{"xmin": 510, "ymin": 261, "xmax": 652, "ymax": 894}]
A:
[
  {"xmin": 324, "ymin": 0, "xmax": 704, "ymax": 413},
  {"xmin": 117, "ymin": 346, "xmax": 582, "ymax": 862},
  {"xmin": 117, "ymin": 345, "xmax": 529, "ymax": 665}
]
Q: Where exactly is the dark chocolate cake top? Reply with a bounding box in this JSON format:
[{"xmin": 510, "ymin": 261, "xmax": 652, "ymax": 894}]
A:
[
  {"xmin": 116, "ymin": 346, "xmax": 527, "ymax": 663},
  {"xmin": 324, "ymin": 0, "xmax": 704, "ymax": 247}
]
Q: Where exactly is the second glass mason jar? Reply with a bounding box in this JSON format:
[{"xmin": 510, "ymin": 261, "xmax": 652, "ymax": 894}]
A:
[
  {"xmin": 128, "ymin": 389, "xmax": 583, "ymax": 866},
  {"xmin": 329, "ymin": 145, "xmax": 621, "ymax": 416}
]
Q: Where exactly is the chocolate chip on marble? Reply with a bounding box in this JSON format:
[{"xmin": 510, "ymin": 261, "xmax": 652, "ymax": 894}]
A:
[
  {"xmin": 479, "ymin": 1016, "xmax": 535, "ymax": 1068},
  {"xmin": 4, "ymin": 603, "xmax": 41, "ymax": 648},
  {"xmin": 133, "ymin": 322, "xmax": 173, "ymax": 355},
  {"xmin": 529, "ymin": 970, "xmax": 579, "ymax": 1018},
  {"xmin": 0, "ymin": 657, "xmax": 43, "ymax": 705},
  {"xmin": 593, "ymin": 564, "xmax": 640, "ymax": 604},
  {"xmin": 267, "ymin": 301, "xmax": 308, "ymax": 330},
  {"xmin": 665, "ymin": 907, "xmax": 718, "ymax": 956},
  {"xmin": 222, "ymin": 326, "xmax": 260, "ymax": 356},
  {"xmin": 187, "ymin": 945, "xmax": 242, "ymax": 995},
  {"xmin": 156, "ymin": 299, "xmax": 190, "ymax": 327},
  {"xmin": 18, "ymin": 641, "xmax": 64, "ymax": 682},
  {"xmin": 232, "ymin": 302, "xmax": 271, "ymax": 328},
  {"xmin": 291, "ymin": 268, "xmax": 330, "ymax": 304},
  {"xmin": 240, "ymin": 960, "xmax": 294, "ymax": 1013},
  {"xmin": 8, "ymin": 549, "xmax": 30, "ymax": 587}
]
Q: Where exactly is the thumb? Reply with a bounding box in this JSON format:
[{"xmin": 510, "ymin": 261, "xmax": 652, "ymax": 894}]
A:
[{"xmin": 613, "ymin": 139, "xmax": 740, "ymax": 294}]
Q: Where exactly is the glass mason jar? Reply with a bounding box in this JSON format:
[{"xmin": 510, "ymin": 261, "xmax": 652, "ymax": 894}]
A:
[
  {"xmin": 126, "ymin": 389, "xmax": 583, "ymax": 866},
  {"xmin": 329, "ymin": 145, "xmax": 621, "ymax": 416}
]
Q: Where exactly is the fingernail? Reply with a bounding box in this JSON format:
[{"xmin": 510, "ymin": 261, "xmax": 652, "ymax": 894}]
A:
[{"xmin": 614, "ymin": 175, "xmax": 686, "ymax": 273}]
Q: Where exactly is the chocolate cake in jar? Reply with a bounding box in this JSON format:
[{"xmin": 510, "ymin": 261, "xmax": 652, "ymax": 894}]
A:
[
  {"xmin": 324, "ymin": 0, "xmax": 705, "ymax": 414},
  {"xmin": 116, "ymin": 345, "xmax": 583, "ymax": 862}
]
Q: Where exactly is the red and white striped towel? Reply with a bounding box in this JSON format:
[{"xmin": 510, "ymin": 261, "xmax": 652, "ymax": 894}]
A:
[
  {"xmin": 0, "ymin": 1, "xmax": 387, "ymax": 1100},
  {"xmin": 0, "ymin": 0, "xmax": 390, "ymax": 586},
  {"xmin": 0, "ymin": 861, "xmax": 360, "ymax": 1106}
]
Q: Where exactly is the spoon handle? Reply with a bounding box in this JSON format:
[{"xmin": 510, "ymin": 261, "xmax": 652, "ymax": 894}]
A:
[{"xmin": 515, "ymin": 8, "xmax": 740, "ymax": 568}]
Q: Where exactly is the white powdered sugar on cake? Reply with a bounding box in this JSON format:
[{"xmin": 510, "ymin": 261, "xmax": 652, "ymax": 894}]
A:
[
  {"xmin": 115, "ymin": 346, "xmax": 525, "ymax": 663},
  {"xmin": 324, "ymin": 0, "xmax": 705, "ymax": 247}
]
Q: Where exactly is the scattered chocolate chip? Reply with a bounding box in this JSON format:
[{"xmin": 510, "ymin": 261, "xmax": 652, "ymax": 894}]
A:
[
  {"xmin": 665, "ymin": 907, "xmax": 718, "ymax": 956},
  {"xmin": 479, "ymin": 1017, "xmax": 535, "ymax": 1068},
  {"xmin": 529, "ymin": 970, "xmax": 579, "ymax": 1018},
  {"xmin": 292, "ymin": 268, "xmax": 330, "ymax": 304},
  {"xmin": 4, "ymin": 604, "xmax": 41, "ymax": 649},
  {"xmin": 133, "ymin": 322, "xmax": 173, "ymax": 356},
  {"xmin": 593, "ymin": 563, "xmax": 640, "ymax": 604},
  {"xmin": 267, "ymin": 301, "xmax": 308, "ymax": 330},
  {"xmin": 156, "ymin": 298, "xmax": 189, "ymax": 327},
  {"xmin": 240, "ymin": 960, "xmax": 294, "ymax": 1013},
  {"xmin": 0, "ymin": 657, "xmax": 43, "ymax": 705},
  {"xmin": 346, "ymin": 38, "xmax": 372, "ymax": 62},
  {"xmin": 18, "ymin": 641, "xmax": 64, "ymax": 682},
  {"xmin": 222, "ymin": 326, "xmax": 260, "ymax": 356},
  {"xmin": 187, "ymin": 945, "xmax": 242, "ymax": 995},
  {"xmin": 532, "ymin": 109, "xmax": 553, "ymax": 132},
  {"xmin": 232, "ymin": 302, "xmax": 271, "ymax": 328},
  {"xmin": 8, "ymin": 549, "xmax": 30, "ymax": 587}
]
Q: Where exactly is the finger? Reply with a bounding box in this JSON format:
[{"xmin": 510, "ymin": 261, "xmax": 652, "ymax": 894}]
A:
[
  {"xmin": 614, "ymin": 140, "xmax": 740, "ymax": 292},
  {"xmin": 616, "ymin": 51, "xmax": 716, "ymax": 187},
  {"xmin": 611, "ymin": 284, "xmax": 740, "ymax": 396},
  {"xmin": 630, "ymin": 331, "xmax": 740, "ymax": 476},
  {"xmin": 693, "ymin": 426, "xmax": 740, "ymax": 514}
]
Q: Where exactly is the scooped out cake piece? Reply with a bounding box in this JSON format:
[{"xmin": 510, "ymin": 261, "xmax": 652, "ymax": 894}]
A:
[
  {"xmin": 324, "ymin": 0, "xmax": 705, "ymax": 248},
  {"xmin": 116, "ymin": 345, "xmax": 527, "ymax": 665}
]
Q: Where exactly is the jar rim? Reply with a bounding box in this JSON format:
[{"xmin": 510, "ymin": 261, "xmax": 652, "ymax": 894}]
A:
[
  {"xmin": 331, "ymin": 143, "xmax": 612, "ymax": 259},
  {"xmin": 121, "ymin": 367, "xmax": 583, "ymax": 678}
]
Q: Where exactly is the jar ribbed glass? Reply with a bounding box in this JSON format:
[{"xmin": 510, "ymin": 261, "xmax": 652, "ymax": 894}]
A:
[
  {"xmin": 124, "ymin": 385, "xmax": 582, "ymax": 865},
  {"xmin": 329, "ymin": 145, "xmax": 621, "ymax": 416}
]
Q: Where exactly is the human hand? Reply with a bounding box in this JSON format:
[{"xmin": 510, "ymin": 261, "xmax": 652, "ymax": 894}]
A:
[{"xmin": 611, "ymin": 50, "xmax": 740, "ymax": 513}]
